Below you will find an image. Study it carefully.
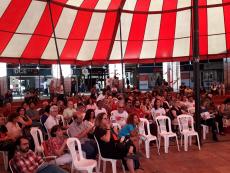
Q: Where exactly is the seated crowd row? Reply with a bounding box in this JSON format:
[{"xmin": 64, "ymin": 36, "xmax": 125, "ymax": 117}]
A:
[{"xmin": 0, "ymin": 88, "xmax": 229, "ymax": 173}]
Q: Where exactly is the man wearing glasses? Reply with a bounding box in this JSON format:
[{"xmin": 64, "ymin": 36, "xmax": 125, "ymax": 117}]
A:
[{"xmin": 110, "ymin": 103, "xmax": 128, "ymax": 127}]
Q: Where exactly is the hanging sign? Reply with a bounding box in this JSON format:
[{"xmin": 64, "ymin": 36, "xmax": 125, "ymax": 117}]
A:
[
  {"xmin": 82, "ymin": 68, "xmax": 89, "ymax": 76},
  {"xmin": 139, "ymin": 74, "xmax": 149, "ymax": 90}
]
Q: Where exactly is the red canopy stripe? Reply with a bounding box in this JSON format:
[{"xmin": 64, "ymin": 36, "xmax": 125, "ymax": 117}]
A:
[
  {"xmin": 0, "ymin": 0, "xmax": 31, "ymax": 55},
  {"xmin": 155, "ymin": 0, "xmax": 178, "ymax": 60},
  {"xmin": 123, "ymin": 0, "xmax": 151, "ymax": 60},
  {"xmin": 223, "ymin": 0, "xmax": 230, "ymax": 54},
  {"xmin": 60, "ymin": 0, "xmax": 99, "ymax": 60},
  {"xmin": 21, "ymin": 3, "xmax": 65, "ymax": 59},
  {"xmin": 92, "ymin": 0, "xmax": 122, "ymax": 61},
  {"xmin": 199, "ymin": 0, "xmax": 208, "ymax": 58}
]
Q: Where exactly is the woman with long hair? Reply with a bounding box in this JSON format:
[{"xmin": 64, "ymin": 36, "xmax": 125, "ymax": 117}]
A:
[
  {"xmin": 119, "ymin": 113, "xmax": 141, "ymax": 153},
  {"xmin": 94, "ymin": 113, "xmax": 136, "ymax": 173},
  {"xmin": 6, "ymin": 112, "xmax": 22, "ymax": 140}
]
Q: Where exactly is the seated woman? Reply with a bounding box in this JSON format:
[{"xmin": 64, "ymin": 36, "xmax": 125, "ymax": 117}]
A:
[
  {"xmin": 200, "ymin": 100, "xmax": 218, "ymax": 141},
  {"xmin": 94, "ymin": 113, "xmax": 136, "ymax": 173},
  {"xmin": 168, "ymin": 101, "xmax": 184, "ymax": 132},
  {"xmin": 151, "ymin": 99, "xmax": 166, "ymax": 119},
  {"xmin": 0, "ymin": 114, "xmax": 16, "ymax": 159},
  {"xmin": 83, "ymin": 109, "xmax": 96, "ymax": 139},
  {"xmin": 47, "ymin": 125, "xmax": 72, "ymax": 166},
  {"xmin": 17, "ymin": 107, "xmax": 32, "ymax": 127},
  {"xmin": 119, "ymin": 113, "xmax": 140, "ymax": 153},
  {"xmin": 6, "ymin": 112, "xmax": 22, "ymax": 140}
]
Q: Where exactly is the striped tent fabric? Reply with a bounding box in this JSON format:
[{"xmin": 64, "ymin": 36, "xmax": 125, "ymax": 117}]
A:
[{"xmin": 0, "ymin": 0, "xmax": 230, "ymax": 65}]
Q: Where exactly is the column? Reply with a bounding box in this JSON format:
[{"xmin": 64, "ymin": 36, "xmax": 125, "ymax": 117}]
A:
[
  {"xmin": 52, "ymin": 64, "xmax": 71, "ymax": 93},
  {"xmin": 162, "ymin": 62, "xmax": 181, "ymax": 91},
  {"xmin": 0, "ymin": 63, "xmax": 7, "ymax": 95}
]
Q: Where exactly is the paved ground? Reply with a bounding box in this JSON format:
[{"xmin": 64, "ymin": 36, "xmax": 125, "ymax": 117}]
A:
[{"xmin": 1, "ymin": 133, "xmax": 230, "ymax": 173}]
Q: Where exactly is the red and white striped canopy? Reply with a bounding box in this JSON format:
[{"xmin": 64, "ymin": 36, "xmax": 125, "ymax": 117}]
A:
[{"xmin": 0, "ymin": 0, "xmax": 230, "ymax": 65}]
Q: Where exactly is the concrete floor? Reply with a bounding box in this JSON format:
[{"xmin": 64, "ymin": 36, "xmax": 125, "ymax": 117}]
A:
[{"xmin": 1, "ymin": 134, "xmax": 230, "ymax": 173}]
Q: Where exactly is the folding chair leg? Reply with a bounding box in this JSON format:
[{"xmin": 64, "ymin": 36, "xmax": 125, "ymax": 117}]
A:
[
  {"xmin": 155, "ymin": 139, "xmax": 160, "ymax": 155},
  {"xmin": 175, "ymin": 136, "xmax": 180, "ymax": 152},
  {"xmin": 196, "ymin": 134, "xmax": 201, "ymax": 150},
  {"xmin": 111, "ymin": 161, "xmax": 117, "ymax": 173},
  {"xmin": 103, "ymin": 161, "xmax": 106, "ymax": 173},
  {"xmin": 184, "ymin": 135, "xmax": 188, "ymax": 151},
  {"xmin": 145, "ymin": 141, "xmax": 150, "ymax": 159}
]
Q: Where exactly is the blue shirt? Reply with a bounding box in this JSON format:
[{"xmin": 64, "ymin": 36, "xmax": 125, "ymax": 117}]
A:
[{"xmin": 119, "ymin": 124, "xmax": 135, "ymax": 137}]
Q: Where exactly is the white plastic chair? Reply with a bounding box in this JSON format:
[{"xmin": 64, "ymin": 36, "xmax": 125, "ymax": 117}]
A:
[
  {"xmin": 177, "ymin": 114, "xmax": 201, "ymax": 151},
  {"xmin": 57, "ymin": 114, "xmax": 66, "ymax": 126},
  {"xmin": 0, "ymin": 151, "xmax": 8, "ymax": 170},
  {"xmin": 112, "ymin": 123, "xmax": 121, "ymax": 131},
  {"xmin": 94, "ymin": 136, "xmax": 125, "ymax": 173},
  {"xmin": 9, "ymin": 159, "xmax": 15, "ymax": 173},
  {"xmin": 67, "ymin": 137, "xmax": 97, "ymax": 173},
  {"xmin": 139, "ymin": 118, "xmax": 159, "ymax": 158},
  {"xmin": 155, "ymin": 116, "xmax": 180, "ymax": 153},
  {"xmin": 151, "ymin": 110, "xmax": 157, "ymax": 121},
  {"xmin": 30, "ymin": 127, "xmax": 45, "ymax": 155},
  {"xmin": 44, "ymin": 122, "xmax": 51, "ymax": 138},
  {"xmin": 30, "ymin": 128, "xmax": 57, "ymax": 161},
  {"xmin": 66, "ymin": 128, "xmax": 71, "ymax": 137}
]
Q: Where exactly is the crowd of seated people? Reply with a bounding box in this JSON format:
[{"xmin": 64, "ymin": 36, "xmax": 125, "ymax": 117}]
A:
[{"xmin": 0, "ymin": 82, "xmax": 229, "ymax": 172}]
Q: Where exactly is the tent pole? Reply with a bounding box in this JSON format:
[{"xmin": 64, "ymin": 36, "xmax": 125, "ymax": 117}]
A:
[
  {"xmin": 38, "ymin": 61, "xmax": 41, "ymax": 98},
  {"xmin": 47, "ymin": 0, "xmax": 66, "ymax": 96},
  {"xmin": 119, "ymin": 13, "xmax": 125, "ymax": 93},
  {"xmin": 193, "ymin": 0, "xmax": 201, "ymax": 141},
  {"xmin": 19, "ymin": 62, "xmax": 22, "ymax": 99}
]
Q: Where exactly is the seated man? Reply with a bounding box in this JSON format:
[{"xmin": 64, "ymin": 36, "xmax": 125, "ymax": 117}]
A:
[
  {"xmin": 11, "ymin": 136, "xmax": 67, "ymax": 173},
  {"xmin": 110, "ymin": 103, "xmax": 128, "ymax": 127},
  {"xmin": 0, "ymin": 114, "xmax": 16, "ymax": 160},
  {"xmin": 63, "ymin": 101, "xmax": 76, "ymax": 123},
  {"xmin": 44, "ymin": 105, "xmax": 62, "ymax": 134},
  {"xmin": 68, "ymin": 113, "xmax": 97, "ymax": 159}
]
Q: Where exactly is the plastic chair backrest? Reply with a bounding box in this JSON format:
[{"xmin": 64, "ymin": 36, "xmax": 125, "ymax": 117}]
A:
[
  {"xmin": 67, "ymin": 138, "xmax": 84, "ymax": 166},
  {"xmin": 66, "ymin": 128, "xmax": 71, "ymax": 137},
  {"xmin": 151, "ymin": 110, "xmax": 156, "ymax": 121},
  {"xmin": 57, "ymin": 114, "xmax": 66, "ymax": 126},
  {"xmin": 44, "ymin": 123, "xmax": 51, "ymax": 138},
  {"xmin": 155, "ymin": 116, "xmax": 172, "ymax": 133},
  {"xmin": 41, "ymin": 140, "xmax": 50, "ymax": 157},
  {"xmin": 139, "ymin": 118, "xmax": 151, "ymax": 136},
  {"xmin": 94, "ymin": 136, "xmax": 102, "ymax": 157},
  {"xmin": 177, "ymin": 114, "xmax": 194, "ymax": 133},
  {"xmin": 30, "ymin": 127, "xmax": 44, "ymax": 152},
  {"xmin": 112, "ymin": 123, "xmax": 121, "ymax": 131},
  {"xmin": 188, "ymin": 107, "xmax": 195, "ymax": 114},
  {"xmin": 9, "ymin": 159, "xmax": 16, "ymax": 173}
]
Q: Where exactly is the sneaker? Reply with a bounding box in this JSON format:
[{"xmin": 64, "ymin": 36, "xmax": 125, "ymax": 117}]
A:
[{"xmin": 125, "ymin": 153, "xmax": 138, "ymax": 160}]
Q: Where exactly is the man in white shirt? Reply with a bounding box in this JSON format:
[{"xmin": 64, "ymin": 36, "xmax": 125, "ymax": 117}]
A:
[
  {"xmin": 44, "ymin": 105, "xmax": 60, "ymax": 133},
  {"xmin": 110, "ymin": 103, "xmax": 128, "ymax": 127},
  {"xmin": 63, "ymin": 101, "xmax": 76, "ymax": 122},
  {"xmin": 95, "ymin": 100, "xmax": 107, "ymax": 117},
  {"xmin": 105, "ymin": 76, "xmax": 112, "ymax": 88},
  {"xmin": 151, "ymin": 107, "xmax": 166, "ymax": 121}
]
